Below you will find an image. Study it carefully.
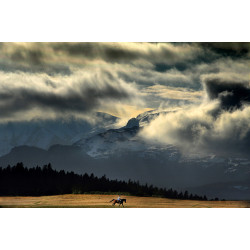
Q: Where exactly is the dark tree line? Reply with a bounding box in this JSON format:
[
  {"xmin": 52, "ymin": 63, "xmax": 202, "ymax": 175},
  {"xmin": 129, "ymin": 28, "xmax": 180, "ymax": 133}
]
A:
[{"xmin": 0, "ymin": 163, "xmax": 210, "ymax": 200}]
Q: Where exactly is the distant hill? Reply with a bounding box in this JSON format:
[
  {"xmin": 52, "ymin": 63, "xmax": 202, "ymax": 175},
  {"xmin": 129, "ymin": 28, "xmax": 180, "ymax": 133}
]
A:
[
  {"xmin": 0, "ymin": 145, "xmax": 96, "ymax": 174},
  {"xmin": 0, "ymin": 112, "xmax": 119, "ymax": 156}
]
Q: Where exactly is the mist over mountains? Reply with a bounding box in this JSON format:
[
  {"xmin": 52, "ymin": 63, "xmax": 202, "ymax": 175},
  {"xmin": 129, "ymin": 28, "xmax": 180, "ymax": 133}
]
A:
[
  {"xmin": 1, "ymin": 110, "xmax": 250, "ymax": 200},
  {"xmin": 0, "ymin": 112, "xmax": 118, "ymax": 156}
]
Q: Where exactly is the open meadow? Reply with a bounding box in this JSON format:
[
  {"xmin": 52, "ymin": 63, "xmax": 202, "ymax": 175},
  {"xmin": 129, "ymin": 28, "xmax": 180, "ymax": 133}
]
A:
[{"xmin": 0, "ymin": 194, "xmax": 250, "ymax": 208}]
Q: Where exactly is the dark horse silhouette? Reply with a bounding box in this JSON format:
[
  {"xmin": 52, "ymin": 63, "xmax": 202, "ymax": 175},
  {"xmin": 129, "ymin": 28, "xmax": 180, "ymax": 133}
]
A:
[{"xmin": 110, "ymin": 198, "xmax": 126, "ymax": 207}]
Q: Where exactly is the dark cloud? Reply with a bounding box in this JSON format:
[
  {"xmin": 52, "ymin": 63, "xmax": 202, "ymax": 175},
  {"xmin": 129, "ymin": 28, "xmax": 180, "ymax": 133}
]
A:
[
  {"xmin": 10, "ymin": 47, "xmax": 44, "ymax": 65},
  {"xmin": 0, "ymin": 62, "xmax": 72, "ymax": 75},
  {"xmin": 154, "ymin": 62, "xmax": 190, "ymax": 72},
  {"xmin": 51, "ymin": 42, "xmax": 141, "ymax": 61},
  {"xmin": 0, "ymin": 85, "xmax": 130, "ymax": 118},
  {"xmin": 0, "ymin": 42, "xmax": 228, "ymax": 88},
  {"xmin": 0, "ymin": 71, "xmax": 139, "ymax": 119},
  {"xmin": 142, "ymin": 76, "xmax": 250, "ymax": 157},
  {"xmin": 198, "ymin": 42, "xmax": 250, "ymax": 58},
  {"xmin": 204, "ymin": 78, "xmax": 250, "ymax": 111},
  {"xmin": 3, "ymin": 43, "xmax": 140, "ymax": 64},
  {"xmin": 0, "ymin": 43, "xmax": 71, "ymax": 75},
  {"xmin": 51, "ymin": 42, "xmax": 203, "ymax": 64},
  {"xmin": 46, "ymin": 42, "xmax": 143, "ymax": 63}
]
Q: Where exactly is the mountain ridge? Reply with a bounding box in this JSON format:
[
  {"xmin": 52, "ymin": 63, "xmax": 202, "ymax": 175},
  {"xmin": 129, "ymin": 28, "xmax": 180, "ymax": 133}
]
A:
[{"xmin": 1, "ymin": 110, "xmax": 250, "ymax": 199}]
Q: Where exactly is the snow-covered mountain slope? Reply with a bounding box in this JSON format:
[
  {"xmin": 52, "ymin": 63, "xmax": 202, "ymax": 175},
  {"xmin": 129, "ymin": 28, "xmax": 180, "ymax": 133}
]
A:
[
  {"xmin": 0, "ymin": 113, "xmax": 119, "ymax": 156},
  {"xmin": 135, "ymin": 109, "xmax": 168, "ymax": 126},
  {"xmin": 75, "ymin": 110, "xmax": 176, "ymax": 159},
  {"xmin": 75, "ymin": 110, "xmax": 250, "ymax": 175}
]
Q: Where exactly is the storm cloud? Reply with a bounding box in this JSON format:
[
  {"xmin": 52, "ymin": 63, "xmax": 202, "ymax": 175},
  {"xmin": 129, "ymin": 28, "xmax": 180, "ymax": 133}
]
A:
[
  {"xmin": 0, "ymin": 42, "xmax": 250, "ymax": 131},
  {"xmin": 204, "ymin": 77, "xmax": 250, "ymax": 111},
  {"xmin": 198, "ymin": 42, "xmax": 250, "ymax": 58},
  {"xmin": 0, "ymin": 69, "xmax": 142, "ymax": 122},
  {"xmin": 0, "ymin": 42, "xmax": 206, "ymax": 75},
  {"xmin": 141, "ymin": 76, "xmax": 250, "ymax": 157}
]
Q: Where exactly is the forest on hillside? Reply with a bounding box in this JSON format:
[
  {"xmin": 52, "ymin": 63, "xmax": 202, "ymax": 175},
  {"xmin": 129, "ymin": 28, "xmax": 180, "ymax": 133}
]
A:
[{"xmin": 0, "ymin": 163, "xmax": 215, "ymax": 200}]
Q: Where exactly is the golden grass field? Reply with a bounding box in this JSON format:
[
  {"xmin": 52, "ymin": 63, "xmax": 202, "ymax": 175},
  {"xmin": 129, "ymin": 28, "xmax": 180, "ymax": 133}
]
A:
[{"xmin": 0, "ymin": 194, "xmax": 250, "ymax": 208}]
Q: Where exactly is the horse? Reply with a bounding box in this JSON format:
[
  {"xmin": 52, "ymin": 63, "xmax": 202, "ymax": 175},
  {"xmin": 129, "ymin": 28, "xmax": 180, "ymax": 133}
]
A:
[{"xmin": 109, "ymin": 198, "xmax": 126, "ymax": 207}]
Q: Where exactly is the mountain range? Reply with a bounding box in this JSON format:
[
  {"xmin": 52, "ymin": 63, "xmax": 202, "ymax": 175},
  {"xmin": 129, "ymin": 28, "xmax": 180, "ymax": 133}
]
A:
[{"xmin": 0, "ymin": 110, "xmax": 250, "ymax": 200}]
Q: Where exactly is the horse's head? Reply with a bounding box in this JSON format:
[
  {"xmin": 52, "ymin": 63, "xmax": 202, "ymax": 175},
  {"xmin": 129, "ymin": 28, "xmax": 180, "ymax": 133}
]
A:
[{"xmin": 124, "ymin": 199, "xmax": 126, "ymax": 203}]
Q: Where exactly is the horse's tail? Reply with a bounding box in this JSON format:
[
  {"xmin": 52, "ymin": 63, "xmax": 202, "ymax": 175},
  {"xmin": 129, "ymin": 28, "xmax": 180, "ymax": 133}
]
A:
[{"xmin": 109, "ymin": 199, "xmax": 114, "ymax": 202}]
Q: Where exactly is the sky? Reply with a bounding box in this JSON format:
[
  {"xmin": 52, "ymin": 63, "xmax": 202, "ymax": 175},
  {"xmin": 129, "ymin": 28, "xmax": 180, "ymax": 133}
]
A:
[{"xmin": 1, "ymin": 42, "xmax": 250, "ymax": 156}]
